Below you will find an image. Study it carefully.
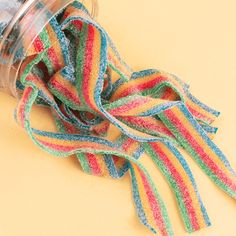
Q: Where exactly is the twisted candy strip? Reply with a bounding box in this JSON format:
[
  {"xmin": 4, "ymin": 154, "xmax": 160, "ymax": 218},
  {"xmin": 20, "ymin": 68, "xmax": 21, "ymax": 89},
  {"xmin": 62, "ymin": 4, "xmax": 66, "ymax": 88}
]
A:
[{"xmin": 10, "ymin": 1, "xmax": 236, "ymax": 235}]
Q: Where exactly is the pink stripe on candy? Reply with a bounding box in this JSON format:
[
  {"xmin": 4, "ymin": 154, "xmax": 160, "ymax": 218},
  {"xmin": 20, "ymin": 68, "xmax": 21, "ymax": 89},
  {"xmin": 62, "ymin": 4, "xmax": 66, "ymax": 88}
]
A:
[{"xmin": 109, "ymin": 97, "xmax": 150, "ymax": 115}]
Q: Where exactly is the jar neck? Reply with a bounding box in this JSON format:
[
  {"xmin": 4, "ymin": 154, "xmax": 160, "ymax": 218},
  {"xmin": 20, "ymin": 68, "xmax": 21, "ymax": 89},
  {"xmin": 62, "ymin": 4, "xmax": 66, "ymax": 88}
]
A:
[
  {"xmin": 0, "ymin": 1, "xmax": 24, "ymax": 35},
  {"xmin": 0, "ymin": 0, "xmax": 35, "ymax": 96},
  {"xmin": 0, "ymin": 0, "xmax": 98, "ymax": 97}
]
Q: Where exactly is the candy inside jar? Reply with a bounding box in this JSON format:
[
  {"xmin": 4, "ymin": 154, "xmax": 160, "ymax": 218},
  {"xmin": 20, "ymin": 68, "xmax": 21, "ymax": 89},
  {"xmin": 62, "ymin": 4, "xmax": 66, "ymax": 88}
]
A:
[{"xmin": 0, "ymin": 0, "xmax": 98, "ymax": 97}]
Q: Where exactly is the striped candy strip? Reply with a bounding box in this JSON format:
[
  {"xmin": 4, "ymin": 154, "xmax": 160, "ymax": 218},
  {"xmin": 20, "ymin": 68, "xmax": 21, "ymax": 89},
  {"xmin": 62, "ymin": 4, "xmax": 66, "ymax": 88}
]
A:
[
  {"xmin": 142, "ymin": 141, "xmax": 211, "ymax": 232},
  {"xmin": 158, "ymin": 102, "xmax": 236, "ymax": 198},
  {"xmin": 129, "ymin": 163, "xmax": 173, "ymax": 235},
  {"xmin": 6, "ymin": 1, "xmax": 235, "ymax": 235}
]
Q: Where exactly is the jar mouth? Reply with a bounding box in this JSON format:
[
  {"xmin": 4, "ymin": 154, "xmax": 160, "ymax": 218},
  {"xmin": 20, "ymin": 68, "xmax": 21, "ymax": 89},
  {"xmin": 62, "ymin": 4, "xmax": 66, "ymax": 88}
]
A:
[
  {"xmin": 0, "ymin": 0, "xmax": 35, "ymax": 50},
  {"xmin": 0, "ymin": 0, "xmax": 37, "ymax": 97},
  {"xmin": 0, "ymin": 0, "xmax": 98, "ymax": 98}
]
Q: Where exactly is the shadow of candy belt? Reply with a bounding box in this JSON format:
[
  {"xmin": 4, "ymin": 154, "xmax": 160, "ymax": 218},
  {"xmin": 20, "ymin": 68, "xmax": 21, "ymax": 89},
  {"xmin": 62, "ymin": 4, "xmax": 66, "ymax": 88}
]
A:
[{"xmin": 5, "ymin": 1, "xmax": 236, "ymax": 235}]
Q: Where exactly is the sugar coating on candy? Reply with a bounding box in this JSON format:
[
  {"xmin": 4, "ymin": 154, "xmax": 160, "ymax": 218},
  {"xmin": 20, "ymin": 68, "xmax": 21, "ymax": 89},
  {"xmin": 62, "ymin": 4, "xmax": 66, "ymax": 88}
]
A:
[{"xmin": 2, "ymin": 1, "xmax": 235, "ymax": 235}]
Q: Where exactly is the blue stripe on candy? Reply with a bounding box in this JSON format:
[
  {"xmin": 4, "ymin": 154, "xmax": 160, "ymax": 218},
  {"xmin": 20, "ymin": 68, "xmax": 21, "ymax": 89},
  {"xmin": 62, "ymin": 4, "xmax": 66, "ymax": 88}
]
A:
[
  {"xmin": 131, "ymin": 69, "xmax": 160, "ymax": 80},
  {"xmin": 133, "ymin": 146, "xmax": 145, "ymax": 160},
  {"xmin": 200, "ymin": 123, "xmax": 218, "ymax": 134},
  {"xmin": 117, "ymin": 161, "xmax": 130, "ymax": 177},
  {"xmin": 104, "ymin": 154, "xmax": 119, "ymax": 178}
]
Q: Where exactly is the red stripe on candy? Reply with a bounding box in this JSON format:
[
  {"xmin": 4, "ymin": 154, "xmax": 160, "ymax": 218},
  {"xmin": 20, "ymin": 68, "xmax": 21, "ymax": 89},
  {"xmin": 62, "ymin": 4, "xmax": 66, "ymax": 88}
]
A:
[
  {"xmin": 19, "ymin": 87, "xmax": 33, "ymax": 127},
  {"xmin": 86, "ymin": 153, "xmax": 102, "ymax": 175},
  {"xmin": 47, "ymin": 47, "xmax": 61, "ymax": 71},
  {"xmin": 117, "ymin": 76, "xmax": 167, "ymax": 99},
  {"xmin": 33, "ymin": 36, "xmax": 44, "ymax": 52}
]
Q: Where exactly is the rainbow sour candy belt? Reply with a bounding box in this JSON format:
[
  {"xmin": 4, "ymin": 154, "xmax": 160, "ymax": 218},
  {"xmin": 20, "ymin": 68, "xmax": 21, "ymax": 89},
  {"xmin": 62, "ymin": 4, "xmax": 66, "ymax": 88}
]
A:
[{"xmin": 3, "ymin": 1, "xmax": 236, "ymax": 235}]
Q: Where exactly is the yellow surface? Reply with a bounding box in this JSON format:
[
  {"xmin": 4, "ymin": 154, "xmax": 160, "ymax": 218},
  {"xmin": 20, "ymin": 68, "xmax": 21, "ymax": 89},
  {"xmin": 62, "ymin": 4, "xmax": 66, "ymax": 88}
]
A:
[{"xmin": 0, "ymin": 0, "xmax": 236, "ymax": 235}]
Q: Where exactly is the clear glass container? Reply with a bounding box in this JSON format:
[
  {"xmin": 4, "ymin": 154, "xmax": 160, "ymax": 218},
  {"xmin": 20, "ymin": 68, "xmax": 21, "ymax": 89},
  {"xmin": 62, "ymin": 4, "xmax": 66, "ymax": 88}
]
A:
[{"xmin": 0, "ymin": 0, "xmax": 98, "ymax": 97}]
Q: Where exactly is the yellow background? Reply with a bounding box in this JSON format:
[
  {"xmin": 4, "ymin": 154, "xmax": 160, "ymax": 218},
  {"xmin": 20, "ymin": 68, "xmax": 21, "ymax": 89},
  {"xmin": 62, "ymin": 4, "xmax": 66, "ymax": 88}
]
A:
[{"xmin": 0, "ymin": 0, "xmax": 236, "ymax": 235}]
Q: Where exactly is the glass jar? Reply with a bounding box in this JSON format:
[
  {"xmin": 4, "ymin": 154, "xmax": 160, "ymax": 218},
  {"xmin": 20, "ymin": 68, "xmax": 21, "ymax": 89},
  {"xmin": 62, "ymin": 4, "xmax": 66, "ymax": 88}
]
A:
[{"xmin": 0, "ymin": 0, "xmax": 98, "ymax": 97}]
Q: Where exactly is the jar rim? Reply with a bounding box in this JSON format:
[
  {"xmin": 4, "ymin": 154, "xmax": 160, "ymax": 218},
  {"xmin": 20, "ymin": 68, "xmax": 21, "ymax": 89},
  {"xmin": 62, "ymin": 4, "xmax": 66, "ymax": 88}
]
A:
[{"xmin": 0, "ymin": 0, "xmax": 98, "ymax": 97}]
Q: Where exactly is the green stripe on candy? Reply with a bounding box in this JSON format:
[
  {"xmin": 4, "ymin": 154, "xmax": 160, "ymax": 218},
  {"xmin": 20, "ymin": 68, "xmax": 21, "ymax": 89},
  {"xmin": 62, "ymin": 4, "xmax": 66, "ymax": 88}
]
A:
[{"xmin": 77, "ymin": 153, "xmax": 91, "ymax": 174}]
